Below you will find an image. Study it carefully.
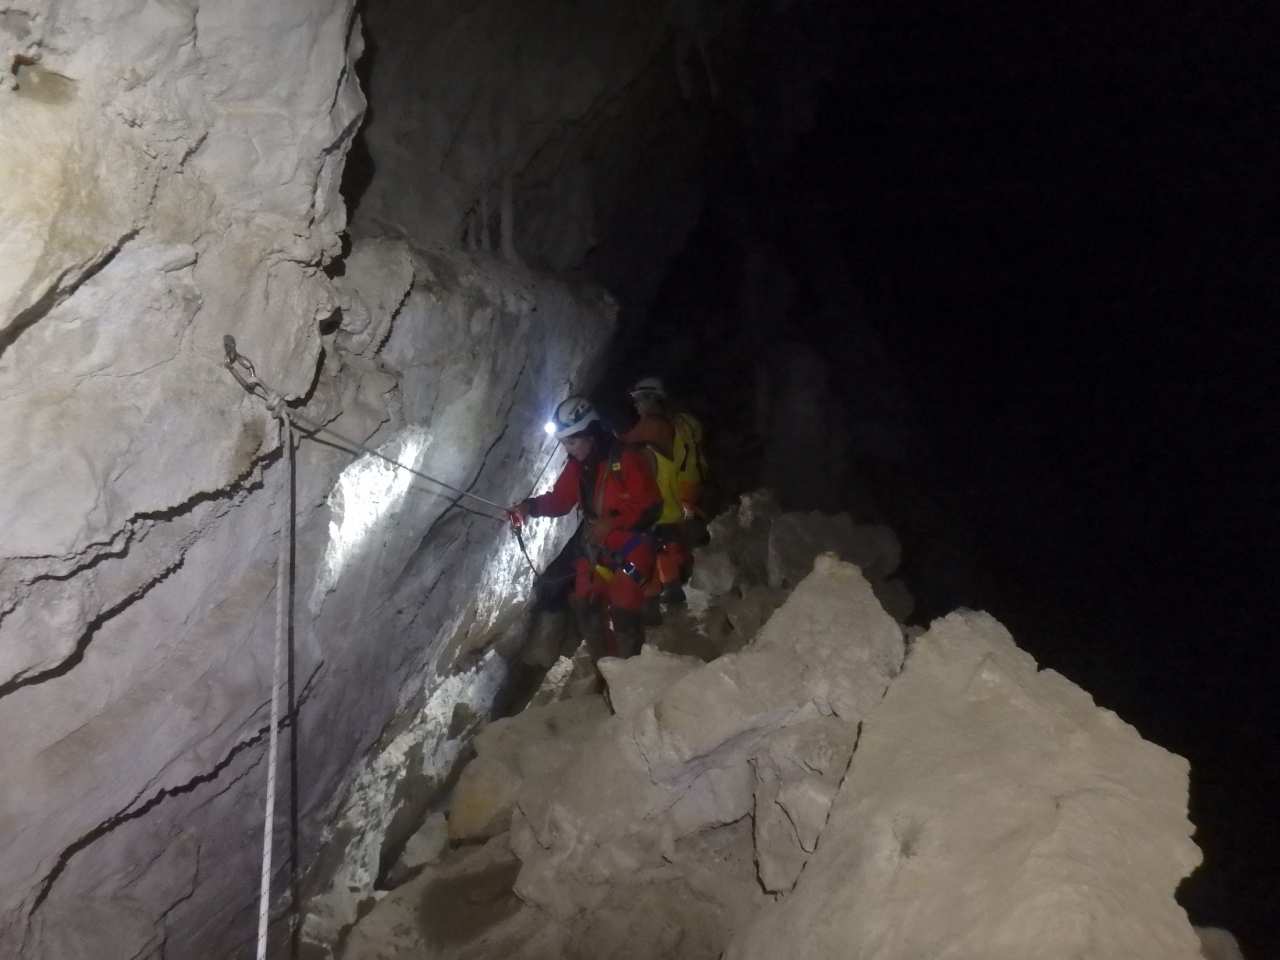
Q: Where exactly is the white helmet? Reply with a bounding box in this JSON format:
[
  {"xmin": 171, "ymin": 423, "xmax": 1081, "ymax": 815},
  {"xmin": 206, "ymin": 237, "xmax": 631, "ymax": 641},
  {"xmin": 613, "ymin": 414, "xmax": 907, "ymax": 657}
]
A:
[
  {"xmin": 629, "ymin": 376, "xmax": 666, "ymax": 399},
  {"xmin": 551, "ymin": 395, "xmax": 600, "ymax": 439}
]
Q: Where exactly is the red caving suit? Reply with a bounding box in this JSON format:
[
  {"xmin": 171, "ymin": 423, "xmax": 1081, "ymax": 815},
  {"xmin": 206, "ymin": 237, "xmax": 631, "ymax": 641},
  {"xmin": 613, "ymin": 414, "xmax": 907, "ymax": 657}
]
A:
[{"xmin": 526, "ymin": 441, "xmax": 661, "ymax": 614}]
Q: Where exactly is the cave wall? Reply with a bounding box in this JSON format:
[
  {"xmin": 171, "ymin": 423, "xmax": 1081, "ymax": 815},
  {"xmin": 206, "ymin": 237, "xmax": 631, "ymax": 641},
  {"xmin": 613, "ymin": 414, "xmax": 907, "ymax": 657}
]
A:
[
  {"xmin": 351, "ymin": 0, "xmax": 730, "ymax": 299},
  {"xmin": 0, "ymin": 3, "xmax": 619, "ymax": 956}
]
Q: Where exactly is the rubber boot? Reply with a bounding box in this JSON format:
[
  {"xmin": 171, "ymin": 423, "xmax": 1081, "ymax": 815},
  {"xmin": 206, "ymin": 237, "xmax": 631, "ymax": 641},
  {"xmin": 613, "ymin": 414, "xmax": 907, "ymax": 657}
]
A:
[
  {"xmin": 611, "ymin": 608, "xmax": 645, "ymax": 659},
  {"xmin": 570, "ymin": 595, "xmax": 609, "ymax": 662}
]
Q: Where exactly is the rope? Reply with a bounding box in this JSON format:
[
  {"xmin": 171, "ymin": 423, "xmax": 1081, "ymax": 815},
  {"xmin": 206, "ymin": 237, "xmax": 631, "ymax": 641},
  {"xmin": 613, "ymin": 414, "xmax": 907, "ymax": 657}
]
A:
[
  {"xmin": 223, "ymin": 337, "xmax": 567, "ymax": 957},
  {"xmin": 512, "ymin": 524, "xmax": 541, "ymax": 577},
  {"xmin": 510, "ymin": 444, "xmax": 562, "ymax": 578},
  {"xmin": 223, "ymin": 336, "xmax": 508, "ymax": 517},
  {"xmin": 256, "ymin": 412, "xmax": 293, "ymax": 960},
  {"xmin": 286, "ymin": 407, "xmax": 509, "ymax": 516},
  {"xmin": 224, "ymin": 336, "xmax": 572, "ymax": 583}
]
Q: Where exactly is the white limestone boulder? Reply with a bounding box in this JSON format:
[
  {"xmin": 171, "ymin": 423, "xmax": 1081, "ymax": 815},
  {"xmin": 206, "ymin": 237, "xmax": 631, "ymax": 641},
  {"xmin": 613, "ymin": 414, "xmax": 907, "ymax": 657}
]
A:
[
  {"xmin": 750, "ymin": 717, "xmax": 858, "ymax": 892},
  {"xmin": 727, "ymin": 610, "xmax": 1205, "ymax": 960},
  {"xmin": 449, "ymin": 696, "xmax": 610, "ymax": 841},
  {"xmin": 449, "ymin": 756, "xmax": 524, "ymax": 842},
  {"xmin": 635, "ymin": 555, "xmax": 901, "ymax": 782},
  {"xmin": 752, "ymin": 553, "xmax": 906, "ymax": 720},
  {"xmin": 1196, "ymin": 926, "xmax": 1247, "ymax": 960},
  {"xmin": 689, "ymin": 547, "xmax": 738, "ymax": 595},
  {"xmin": 598, "ymin": 646, "xmax": 704, "ymax": 719},
  {"xmin": 511, "ymin": 557, "xmax": 903, "ymax": 923}
]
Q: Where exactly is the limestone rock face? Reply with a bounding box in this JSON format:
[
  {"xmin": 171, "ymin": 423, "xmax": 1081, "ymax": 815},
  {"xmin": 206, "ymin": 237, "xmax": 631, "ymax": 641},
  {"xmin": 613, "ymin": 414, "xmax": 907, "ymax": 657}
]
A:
[
  {"xmin": 1, "ymin": 32, "xmax": 614, "ymax": 938},
  {"xmin": 1, "ymin": 0, "xmax": 364, "ymax": 561},
  {"xmin": 727, "ymin": 610, "xmax": 1205, "ymax": 960},
  {"xmin": 1, "ymin": 4, "xmax": 382, "ymax": 954}
]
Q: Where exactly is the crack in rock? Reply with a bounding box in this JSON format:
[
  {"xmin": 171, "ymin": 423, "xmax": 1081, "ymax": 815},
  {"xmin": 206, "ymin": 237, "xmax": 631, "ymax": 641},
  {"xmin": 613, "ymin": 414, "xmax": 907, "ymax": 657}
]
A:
[
  {"xmin": 26, "ymin": 662, "xmax": 325, "ymax": 920},
  {"xmin": 0, "ymin": 554, "xmax": 185, "ymax": 698},
  {"xmin": 0, "ymin": 528, "xmax": 134, "ymax": 631},
  {"xmin": 0, "ymin": 450, "xmax": 275, "ymax": 694},
  {"xmin": 0, "ymin": 227, "xmax": 141, "ymax": 361}
]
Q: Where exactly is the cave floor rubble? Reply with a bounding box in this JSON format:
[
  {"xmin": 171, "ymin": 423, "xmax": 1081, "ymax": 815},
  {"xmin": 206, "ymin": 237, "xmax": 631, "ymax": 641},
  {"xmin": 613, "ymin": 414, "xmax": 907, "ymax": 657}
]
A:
[{"xmin": 316, "ymin": 493, "xmax": 1207, "ymax": 960}]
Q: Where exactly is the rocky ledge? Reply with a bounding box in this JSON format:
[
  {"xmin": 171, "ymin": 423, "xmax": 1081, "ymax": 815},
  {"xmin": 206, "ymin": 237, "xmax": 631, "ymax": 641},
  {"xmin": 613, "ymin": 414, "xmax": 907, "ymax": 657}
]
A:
[{"xmin": 331, "ymin": 495, "xmax": 1207, "ymax": 960}]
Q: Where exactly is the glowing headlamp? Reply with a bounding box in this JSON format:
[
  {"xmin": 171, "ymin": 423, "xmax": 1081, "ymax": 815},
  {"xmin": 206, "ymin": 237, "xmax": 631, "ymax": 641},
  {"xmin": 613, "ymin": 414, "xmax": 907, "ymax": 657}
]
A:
[{"xmin": 543, "ymin": 420, "xmax": 557, "ymax": 436}]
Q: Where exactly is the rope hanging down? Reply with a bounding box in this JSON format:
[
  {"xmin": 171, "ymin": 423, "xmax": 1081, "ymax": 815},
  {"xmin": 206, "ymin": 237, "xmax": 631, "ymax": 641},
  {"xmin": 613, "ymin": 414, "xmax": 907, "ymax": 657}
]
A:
[
  {"xmin": 223, "ymin": 335, "xmax": 563, "ymax": 957},
  {"xmin": 256, "ymin": 412, "xmax": 292, "ymax": 960}
]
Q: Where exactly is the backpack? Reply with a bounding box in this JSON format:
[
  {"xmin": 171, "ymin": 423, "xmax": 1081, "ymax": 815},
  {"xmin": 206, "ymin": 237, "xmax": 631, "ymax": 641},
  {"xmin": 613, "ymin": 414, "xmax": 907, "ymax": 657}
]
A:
[{"xmin": 671, "ymin": 412, "xmax": 707, "ymax": 496}]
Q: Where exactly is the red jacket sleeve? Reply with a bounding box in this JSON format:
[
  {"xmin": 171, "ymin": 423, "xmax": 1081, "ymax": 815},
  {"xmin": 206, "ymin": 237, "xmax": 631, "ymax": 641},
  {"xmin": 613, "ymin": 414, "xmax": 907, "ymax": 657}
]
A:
[
  {"xmin": 598, "ymin": 447, "xmax": 662, "ymax": 552},
  {"xmin": 526, "ymin": 457, "xmax": 582, "ymax": 517}
]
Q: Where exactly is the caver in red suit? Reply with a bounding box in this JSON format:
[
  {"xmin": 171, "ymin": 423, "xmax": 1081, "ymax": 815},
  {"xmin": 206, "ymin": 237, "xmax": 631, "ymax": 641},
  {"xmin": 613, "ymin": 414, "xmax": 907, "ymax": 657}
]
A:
[{"xmin": 512, "ymin": 397, "xmax": 661, "ymax": 658}]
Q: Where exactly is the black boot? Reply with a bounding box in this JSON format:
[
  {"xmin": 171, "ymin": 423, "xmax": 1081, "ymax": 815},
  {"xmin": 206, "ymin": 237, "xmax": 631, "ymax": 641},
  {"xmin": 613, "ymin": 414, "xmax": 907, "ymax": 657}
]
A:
[
  {"xmin": 611, "ymin": 609, "xmax": 645, "ymax": 659},
  {"xmin": 660, "ymin": 583, "xmax": 687, "ymax": 605},
  {"xmin": 643, "ymin": 595, "xmax": 664, "ymax": 626},
  {"xmin": 570, "ymin": 596, "xmax": 609, "ymax": 662}
]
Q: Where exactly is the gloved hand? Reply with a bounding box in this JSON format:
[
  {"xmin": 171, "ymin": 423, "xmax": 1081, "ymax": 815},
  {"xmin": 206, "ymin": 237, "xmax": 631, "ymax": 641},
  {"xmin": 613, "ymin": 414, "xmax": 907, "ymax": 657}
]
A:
[{"xmin": 507, "ymin": 502, "xmax": 530, "ymax": 530}]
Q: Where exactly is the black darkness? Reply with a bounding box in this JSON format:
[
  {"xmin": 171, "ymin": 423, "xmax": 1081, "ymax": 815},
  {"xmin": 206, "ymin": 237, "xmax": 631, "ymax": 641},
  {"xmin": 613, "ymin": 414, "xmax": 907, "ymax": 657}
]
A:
[{"xmin": 606, "ymin": 1, "xmax": 1278, "ymax": 953}]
